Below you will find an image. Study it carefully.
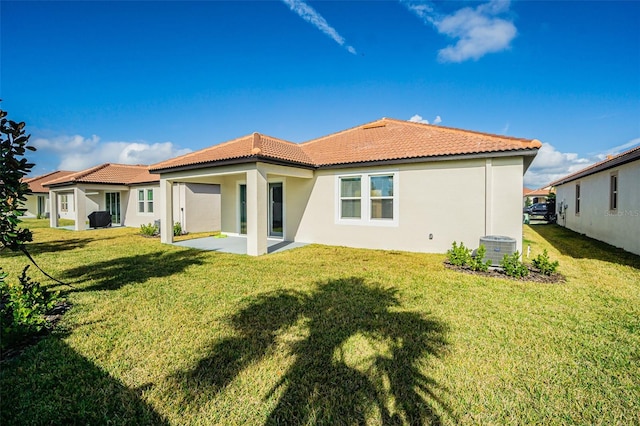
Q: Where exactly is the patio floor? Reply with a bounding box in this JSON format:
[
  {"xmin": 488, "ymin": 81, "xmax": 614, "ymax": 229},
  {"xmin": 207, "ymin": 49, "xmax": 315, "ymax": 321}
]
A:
[{"xmin": 172, "ymin": 235, "xmax": 308, "ymax": 255}]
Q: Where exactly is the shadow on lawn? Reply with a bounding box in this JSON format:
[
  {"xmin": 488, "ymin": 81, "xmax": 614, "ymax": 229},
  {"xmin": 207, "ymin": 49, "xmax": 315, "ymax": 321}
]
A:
[
  {"xmin": 61, "ymin": 249, "xmax": 206, "ymax": 293},
  {"xmin": 529, "ymin": 224, "xmax": 640, "ymax": 270},
  {"xmin": 172, "ymin": 277, "xmax": 452, "ymax": 425},
  {"xmin": 0, "ymin": 237, "xmax": 103, "ymax": 257},
  {"xmin": 0, "ymin": 336, "xmax": 167, "ymax": 425}
]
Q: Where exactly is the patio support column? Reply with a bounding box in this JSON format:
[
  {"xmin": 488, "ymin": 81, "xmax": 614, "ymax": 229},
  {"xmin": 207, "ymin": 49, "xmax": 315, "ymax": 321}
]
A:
[
  {"xmin": 160, "ymin": 178, "xmax": 174, "ymax": 244},
  {"xmin": 74, "ymin": 187, "xmax": 86, "ymax": 231},
  {"xmin": 49, "ymin": 191, "xmax": 59, "ymax": 228},
  {"xmin": 246, "ymin": 166, "xmax": 268, "ymax": 256}
]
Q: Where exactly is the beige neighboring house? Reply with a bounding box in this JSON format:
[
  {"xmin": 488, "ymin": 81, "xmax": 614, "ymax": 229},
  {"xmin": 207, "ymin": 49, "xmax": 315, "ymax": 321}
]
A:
[
  {"xmin": 43, "ymin": 163, "xmax": 220, "ymax": 233},
  {"xmin": 150, "ymin": 117, "xmax": 541, "ymax": 256},
  {"xmin": 523, "ymin": 186, "xmax": 553, "ymax": 205},
  {"xmin": 551, "ymin": 145, "xmax": 640, "ymax": 256},
  {"xmin": 23, "ymin": 171, "xmax": 75, "ymax": 218}
]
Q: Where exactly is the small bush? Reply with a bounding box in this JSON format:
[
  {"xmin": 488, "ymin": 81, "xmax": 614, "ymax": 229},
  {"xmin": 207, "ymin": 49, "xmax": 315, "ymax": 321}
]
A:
[
  {"xmin": 447, "ymin": 241, "xmax": 472, "ymax": 266},
  {"xmin": 532, "ymin": 249, "xmax": 559, "ymax": 276},
  {"xmin": 173, "ymin": 222, "xmax": 183, "ymax": 236},
  {"xmin": 140, "ymin": 222, "xmax": 158, "ymax": 236},
  {"xmin": 500, "ymin": 251, "xmax": 529, "ymax": 278},
  {"xmin": 469, "ymin": 245, "xmax": 492, "ymax": 272},
  {"xmin": 1, "ymin": 266, "xmax": 58, "ymax": 349}
]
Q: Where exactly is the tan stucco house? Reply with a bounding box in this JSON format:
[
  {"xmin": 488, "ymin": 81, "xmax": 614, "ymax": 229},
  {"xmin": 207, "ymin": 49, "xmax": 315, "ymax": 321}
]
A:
[
  {"xmin": 150, "ymin": 118, "xmax": 541, "ymax": 256},
  {"xmin": 523, "ymin": 186, "xmax": 553, "ymax": 206},
  {"xmin": 23, "ymin": 170, "xmax": 75, "ymax": 218},
  {"xmin": 551, "ymin": 145, "xmax": 640, "ymax": 256},
  {"xmin": 43, "ymin": 163, "xmax": 220, "ymax": 233}
]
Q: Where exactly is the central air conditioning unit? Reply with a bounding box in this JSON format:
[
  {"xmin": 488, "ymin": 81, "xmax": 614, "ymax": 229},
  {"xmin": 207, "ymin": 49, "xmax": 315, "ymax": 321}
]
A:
[{"xmin": 479, "ymin": 235, "xmax": 517, "ymax": 266}]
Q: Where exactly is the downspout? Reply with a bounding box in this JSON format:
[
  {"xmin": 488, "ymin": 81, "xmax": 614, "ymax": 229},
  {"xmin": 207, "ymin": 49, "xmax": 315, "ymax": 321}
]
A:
[{"xmin": 485, "ymin": 158, "xmax": 492, "ymax": 236}]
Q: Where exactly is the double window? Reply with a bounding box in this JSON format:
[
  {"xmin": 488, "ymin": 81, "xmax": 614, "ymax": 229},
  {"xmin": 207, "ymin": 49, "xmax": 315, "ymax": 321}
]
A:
[
  {"xmin": 138, "ymin": 189, "xmax": 154, "ymax": 213},
  {"xmin": 338, "ymin": 172, "xmax": 397, "ymax": 225}
]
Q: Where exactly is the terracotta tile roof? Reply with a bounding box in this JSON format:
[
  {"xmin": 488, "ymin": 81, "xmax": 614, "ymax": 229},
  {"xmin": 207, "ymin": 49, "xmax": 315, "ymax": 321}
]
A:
[
  {"xmin": 550, "ymin": 144, "xmax": 640, "ymax": 186},
  {"xmin": 25, "ymin": 170, "xmax": 76, "ymax": 193},
  {"xmin": 523, "ymin": 187, "xmax": 533, "ymax": 196},
  {"xmin": 524, "ymin": 187, "xmax": 552, "ymax": 197},
  {"xmin": 301, "ymin": 118, "xmax": 540, "ymax": 166},
  {"xmin": 44, "ymin": 163, "xmax": 159, "ymax": 187},
  {"xmin": 150, "ymin": 133, "xmax": 314, "ymax": 171},
  {"xmin": 150, "ymin": 117, "xmax": 541, "ymax": 172}
]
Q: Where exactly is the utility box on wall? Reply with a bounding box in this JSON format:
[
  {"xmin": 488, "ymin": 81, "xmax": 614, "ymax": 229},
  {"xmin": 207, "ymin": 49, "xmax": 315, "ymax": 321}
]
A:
[{"xmin": 479, "ymin": 235, "xmax": 517, "ymax": 265}]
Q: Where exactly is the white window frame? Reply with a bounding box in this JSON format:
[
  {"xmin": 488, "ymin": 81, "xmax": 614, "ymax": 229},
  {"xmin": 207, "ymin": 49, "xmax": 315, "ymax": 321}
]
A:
[
  {"xmin": 60, "ymin": 194, "xmax": 69, "ymax": 212},
  {"xmin": 335, "ymin": 171, "xmax": 399, "ymax": 227},
  {"xmin": 137, "ymin": 188, "xmax": 155, "ymax": 214}
]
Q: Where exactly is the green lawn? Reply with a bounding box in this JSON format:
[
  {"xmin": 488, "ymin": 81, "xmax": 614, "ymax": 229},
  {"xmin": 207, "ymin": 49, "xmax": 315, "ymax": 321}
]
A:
[{"xmin": 1, "ymin": 220, "xmax": 639, "ymax": 425}]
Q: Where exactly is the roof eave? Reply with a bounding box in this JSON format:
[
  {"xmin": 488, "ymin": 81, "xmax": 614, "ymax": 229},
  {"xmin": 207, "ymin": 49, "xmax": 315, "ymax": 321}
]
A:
[
  {"xmin": 551, "ymin": 150, "xmax": 640, "ymax": 187},
  {"xmin": 317, "ymin": 148, "xmax": 540, "ymax": 169},
  {"xmin": 150, "ymin": 155, "xmax": 317, "ymax": 174}
]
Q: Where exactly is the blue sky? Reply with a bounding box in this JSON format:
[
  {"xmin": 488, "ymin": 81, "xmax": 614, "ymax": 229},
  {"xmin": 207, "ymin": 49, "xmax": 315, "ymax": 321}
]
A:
[{"xmin": 2, "ymin": 0, "xmax": 639, "ymax": 188}]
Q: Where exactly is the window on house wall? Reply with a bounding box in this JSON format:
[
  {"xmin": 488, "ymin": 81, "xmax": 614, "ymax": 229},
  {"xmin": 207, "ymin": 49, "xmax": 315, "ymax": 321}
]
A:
[
  {"xmin": 138, "ymin": 190, "xmax": 145, "ymax": 213},
  {"xmin": 337, "ymin": 172, "xmax": 398, "ymax": 225},
  {"xmin": 575, "ymin": 183, "xmax": 581, "ymax": 215},
  {"xmin": 138, "ymin": 189, "xmax": 154, "ymax": 213},
  {"xmin": 610, "ymin": 172, "xmax": 618, "ymax": 211},
  {"xmin": 60, "ymin": 194, "xmax": 68, "ymax": 212},
  {"xmin": 370, "ymin": 175, "xmax": 394, "ymax": 219},
  {"xmin": 340, "ymin": 176, "xmax": 361, "ymax": 219},
  {"xmin": 147, "ymin": 189, "xmax": 154, "ymax": 213}
]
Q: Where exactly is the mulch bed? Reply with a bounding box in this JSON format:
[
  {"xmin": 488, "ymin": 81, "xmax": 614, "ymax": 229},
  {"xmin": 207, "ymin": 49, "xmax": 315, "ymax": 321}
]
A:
[{"xmin": 444, "ymin": 262, "xmax": 565, "ymax": 284}]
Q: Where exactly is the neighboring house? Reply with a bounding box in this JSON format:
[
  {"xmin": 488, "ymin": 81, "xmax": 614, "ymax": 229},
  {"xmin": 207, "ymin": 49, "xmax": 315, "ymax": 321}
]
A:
[
  {"xmin": 551, "ymin": 145, "xmax": 640, "ymax": 256},
  {"xmin": 150, "ymin": 117, "xmax": 541, "ymax": 256},
  {"xmin": 23, "ymin": 171, "xmax": 75, "ymax": 218},
  {"xmin": 44, "ymin": 163, "xmax": 220, "ymax": 233},
  {"xmin": 523, "ymin": 186, "xmax": 553, "ymax": 206}
]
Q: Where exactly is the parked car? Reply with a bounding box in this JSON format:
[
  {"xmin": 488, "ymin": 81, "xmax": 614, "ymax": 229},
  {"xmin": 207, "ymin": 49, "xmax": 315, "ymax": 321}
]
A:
[{"xmin": 529, "ymin": 203, "xmax": 548, "ymax": 217}]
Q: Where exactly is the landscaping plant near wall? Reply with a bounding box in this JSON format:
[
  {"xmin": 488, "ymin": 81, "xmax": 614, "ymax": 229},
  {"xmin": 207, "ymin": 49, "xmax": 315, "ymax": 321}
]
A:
[
  {"xmin": 0, "ymin": 105, "xmax": 59, "ymax": 349},
  {"xmin": 446, "ymin": 241, "xmax": 562, "ymax": 281}
]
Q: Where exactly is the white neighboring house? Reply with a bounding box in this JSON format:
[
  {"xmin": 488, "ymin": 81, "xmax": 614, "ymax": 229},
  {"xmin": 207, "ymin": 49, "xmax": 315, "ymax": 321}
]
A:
[
  {"xmin": 150, "ymin": 117, "xmax": 542, "ymax": 256},
  {"xmin": 23, "ymin": 171, "xmax": 76, "ymax": 218},
  {"xmin": 551, "ymin": 145, "xmax": 640, "ymax": 256},
  {"xmin": 43, "ymin": 163, "xmax": 220, "ymax": 233}
]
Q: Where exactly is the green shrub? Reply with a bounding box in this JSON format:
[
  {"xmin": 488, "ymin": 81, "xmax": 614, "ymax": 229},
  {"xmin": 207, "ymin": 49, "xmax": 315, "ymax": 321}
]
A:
[
  {"xmin": 532, "ymin": 249, "xmax": 559, "ymax": 276},
  {"xmin": 469, "ymin": 245, "xmax": 492, "ymax": 272},
  {"xmin": 140, "ymin": 222, "xmax": 158, "ymax": 236},
  {"xmin": 447, "ymin": 241, "xmax": 472, "ymax": 266},
  {"xmin": 500, "ymin": 251, "xmax": 529, "ymax": 278},
  {"xmin": 0, "ymin": 266, "xmax": 58, "ymax": 349},
  {"xmin": 173, "ymin": 222, "xmax": 183, "ymax": 236}
]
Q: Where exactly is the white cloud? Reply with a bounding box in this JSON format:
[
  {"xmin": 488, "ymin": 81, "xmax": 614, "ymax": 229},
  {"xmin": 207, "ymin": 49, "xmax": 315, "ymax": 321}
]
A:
[
  {"xmin": 409, "ymin": 114, "xmax": 429, "ymax": 124},
  {"xmin": 402, "ymin": 0, "xmax": 517, "ymax": 62},
  {"xmin": 525, "ymin": 143, "xmax": 596, "ymax": 188},
  {"xmin": 525, "ymin": 138, "xmax": 640, "ymax": 188},
  {"xmin": 32, "ymin": 134, "xmax": 191, "ymax": 171},
  {"xmin": 408, "ymin": 114, "xmax": 442, "ymax": 125},
  {"xmin": 282, "ymin": 0, "xmax": 357, "ymax": 54}
]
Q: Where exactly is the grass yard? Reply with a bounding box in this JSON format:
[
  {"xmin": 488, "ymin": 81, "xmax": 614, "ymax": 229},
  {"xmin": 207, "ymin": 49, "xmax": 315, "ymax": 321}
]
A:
[{"xmin": 1, "ymin": 220, "xmax": 639, "ymax": 425}]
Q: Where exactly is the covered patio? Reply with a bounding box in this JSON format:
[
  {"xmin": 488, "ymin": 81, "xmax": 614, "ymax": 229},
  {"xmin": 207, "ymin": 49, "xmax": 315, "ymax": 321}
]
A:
[
  {"xmin": 173, "ymin": 235, "xmax": 308, "ymax": 255},
  {"xmin": 157, "ymin": 159, "xmax": 314, "ymax": 256}
]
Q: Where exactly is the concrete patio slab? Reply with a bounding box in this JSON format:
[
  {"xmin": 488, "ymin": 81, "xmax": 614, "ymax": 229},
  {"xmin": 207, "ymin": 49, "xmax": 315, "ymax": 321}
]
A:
[{"xmin": 173, "ymin": 235, "xmax": 308, "ymax": 255}]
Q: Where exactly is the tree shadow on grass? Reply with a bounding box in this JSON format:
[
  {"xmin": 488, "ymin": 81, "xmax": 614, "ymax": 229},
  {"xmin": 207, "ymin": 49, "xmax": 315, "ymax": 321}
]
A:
[
  {"xmin": 171, "ymin": 277, "xmax": 452, "ymax": 425},
  {"xmin": 60, "ymin": 249, "xmax": 206, "ymax": 293},
  {"xmin": 1, "ymin": 237, "xmax": 105, "ymax": 257},
  {"xmin": 0, "ymin": 336, "xmax": 167, "ymax": 425},
  {"xmin": 529, "ymin": 224, "xmax": 640, "ymax": 270}
]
